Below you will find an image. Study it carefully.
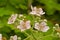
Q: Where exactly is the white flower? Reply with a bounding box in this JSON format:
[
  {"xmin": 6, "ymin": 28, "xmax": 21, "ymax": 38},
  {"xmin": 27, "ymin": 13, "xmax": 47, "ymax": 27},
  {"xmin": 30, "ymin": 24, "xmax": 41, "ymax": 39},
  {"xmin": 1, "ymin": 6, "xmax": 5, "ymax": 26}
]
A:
[
  {"xmin": 10, "ymin": 35, "xmax": 17, "ymax": 40},
  {"xmin": 0, "ymin": 34, "xmax": 2, "ymax": 40},
  {"xmin": 34, "ymin": 21, "xmax": 49, "ymax": 32},
  {"xmin": 30, "ymin": 5, "xmax": 45, "ymax": 16},
  {"xmin": 17, "ymin": 20, "xmax": 31, "ymax": 31},
  {"xmin": 13, "ymin": 35, "xmax": 17, "ymax": 40},
  {"xmin": 8, "ymin": 14, "xmax": 18, "ymax": 24}
]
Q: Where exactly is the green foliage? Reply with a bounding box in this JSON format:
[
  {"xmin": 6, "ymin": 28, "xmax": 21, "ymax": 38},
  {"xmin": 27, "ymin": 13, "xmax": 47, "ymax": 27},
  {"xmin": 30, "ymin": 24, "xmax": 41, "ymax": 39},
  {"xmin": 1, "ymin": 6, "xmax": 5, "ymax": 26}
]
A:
[
  {"xmin": 0, "ymin": 0, "xmax": 7, "ymax": 6},
  {"xmin": 37, "ymin": 0, "xmax": 60, "ymax": 15}
]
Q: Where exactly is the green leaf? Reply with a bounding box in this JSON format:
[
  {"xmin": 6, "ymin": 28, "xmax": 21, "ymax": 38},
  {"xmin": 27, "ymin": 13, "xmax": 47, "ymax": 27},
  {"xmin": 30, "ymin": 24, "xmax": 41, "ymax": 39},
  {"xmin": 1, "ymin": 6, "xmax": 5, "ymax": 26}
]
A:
[
  {"xmin": 0, "ymin": 8, "xmax": 13, "ymax": 16},
  {"xmin": 9, "ymin": 0, "xmax": 27, "ymax": 9},
  {"xmin": 19, "ymin": 4, "xmax": 27, "ymax": 10}
]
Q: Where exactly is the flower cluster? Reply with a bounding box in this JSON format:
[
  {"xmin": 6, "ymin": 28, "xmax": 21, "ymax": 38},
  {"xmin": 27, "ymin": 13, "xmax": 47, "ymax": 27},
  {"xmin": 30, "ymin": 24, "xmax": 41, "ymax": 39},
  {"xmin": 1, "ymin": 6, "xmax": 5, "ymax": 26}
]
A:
[
  {"xmin": 10, "ymin": 35, "xmax": 17, "ymax": 40},
  {"xmin": 9, "ymin": 35, "xmax": 21, "ymax": 40},
  {"xmin": 7, "ymin": 6, "xmax": 50, "ymax": 32}
]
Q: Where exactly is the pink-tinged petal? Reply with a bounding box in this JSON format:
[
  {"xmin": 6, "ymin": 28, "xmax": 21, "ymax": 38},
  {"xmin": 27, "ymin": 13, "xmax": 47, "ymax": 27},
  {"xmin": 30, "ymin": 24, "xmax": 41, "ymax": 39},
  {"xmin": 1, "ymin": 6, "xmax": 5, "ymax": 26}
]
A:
[
  {"xmin": 19, "ymin": 20, "xmax": 24, "ymax": 25},
  {"xmin": 17, "ymin": 24, "xmax": 27, "ymax": 32},
  {"xmin": 34, "ymin": 21, "xmax": 50, "ymax": 32},
  {"xmin": 20, "ymin": 29, "xmax": 26, "ymax": 32},
  {"xmin": 17, "ymin": 21, "xmax": 25, "ymax": 31},
  {"xmin": 30, "ymin": 6, "xmax": 45, "ymax": 16},
  {"xmin": 30, "ymin": 11, "xmax": 36, "ymax": 15},
  {"xmin": 8, "ymin": 14, "xmax": 18, "ymax": 24},
  {"xmin": 39, "ymin": 12, "xmax": 45, "ymax": 15},
  {"xmin": 38, "ymin": 8, "xmax": 45, "ymax": 16},
  {"xmin": 40, "ymin": 21, "xmax": 47, "ymax": 26},
  {"xmin": 26, "ymin": 21, "xmax": 31, "ymax": 29},
  {"xmin": 41, "ymin": 26, "xmax": 49, "ymax": 32},
  {"xmin": 34, "ymin": 23, "xmax": 40, "ymax": 30},
  {"xmin": 13, "ymin": 35, "xmax": 17, "ymax": 40},
  {"xmin": 17, "ymin": 20, "xmax": 31, "ymax": 31},
  {"xmin": 33, "ymin": 7, "xmax": 37, "ymax": 11}
]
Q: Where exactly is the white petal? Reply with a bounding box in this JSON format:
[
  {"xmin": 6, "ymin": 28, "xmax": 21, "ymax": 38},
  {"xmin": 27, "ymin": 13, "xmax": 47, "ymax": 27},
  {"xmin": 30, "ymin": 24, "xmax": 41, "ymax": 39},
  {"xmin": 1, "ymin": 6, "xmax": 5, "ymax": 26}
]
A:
[
  {"xmin": 41, "ymin": 26, "xmax": 49, "ymax": 32},
  {"xmin": 38, "ymin": 8, "xmax": 45, "ymax": 15},
  {"xmin": 40, "ymin": 21, "xmax": 47, "ymax": 26},
  {"xmin": 20, "ymin": 21, "xmax": 26, "ymax": 29},
  {"xmin": 30, "ymin": 11, "xmax": 36, "ymax": 15},
  {"xmin": 34, "ymin": 23, "xmax": 40, "ymax": 30},
  {"xmin": 13, "ymin": 35, "xmax": 17, "ymax": 40},
  {"xmin": 31, "ymin": 5, "xmax": 33, "ymax": 11},
  {"xmin": 39, "ymin": 8, "xmax": 43, "ymax": 11},
  {"xmin": 26, "ymin": 21, "xmax": 31, "ymax": 29},
  {"xmin": 17, "ymin": 22, "xmax": 25, "ymax": 31},
  {"xmin": 20, "ymin": 20, "xmax": 24, "ymax": 25},
  {"xmin": 31, "ymin": 5, "xmax": 37, "ymax": 11},
  {"xmin": 39, "ymin": 12, "xmax": 45, "ymax": 15},
  {"xmin": 20, "ymin": 29, "xmax": 26, "ymax": 32},
  {"xmin": 8, "ymin": 14, "xmax": 18, "ymax": 24},
  {"xmin": 36, "ymin": 14, "xmax": 41, "ymax": 16},
  {"xmin": 18, "ymin": 26, "xmax": 25, "ymax": 30},
  {"xmin": 33, "ymin": 7, "xmax": 37, "ymax": 11},
  {"xmin": 17, "ymin": 25, "xmax": 26, "ymax": 32}
]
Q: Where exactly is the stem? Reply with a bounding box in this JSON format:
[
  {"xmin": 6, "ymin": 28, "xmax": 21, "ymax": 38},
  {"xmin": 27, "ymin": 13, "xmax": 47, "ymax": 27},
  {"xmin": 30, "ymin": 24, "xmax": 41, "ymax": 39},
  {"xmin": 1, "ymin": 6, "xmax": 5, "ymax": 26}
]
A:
[
  {"xmin": 27, "ymin": 0, "xmax": 33, "ymax": 13},
  {"xmin": 23, "ymin": 31, "xmax": 30, "ymax": 36},
  {"xmin": 30, "ymin": 29, "xmax": 37, "ymax": 40}
]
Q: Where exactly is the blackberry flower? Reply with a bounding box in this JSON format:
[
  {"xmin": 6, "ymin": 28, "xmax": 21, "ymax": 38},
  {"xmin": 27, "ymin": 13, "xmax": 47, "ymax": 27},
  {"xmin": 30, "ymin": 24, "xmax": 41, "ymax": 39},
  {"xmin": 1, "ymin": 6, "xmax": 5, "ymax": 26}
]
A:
[
  {"xmin": 8, "ymin": 14, "xmax": 18, "ymax": 24},
  {"xmin": 17, "ymin": 20, "xmax": 31, "ymax": 31}
]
